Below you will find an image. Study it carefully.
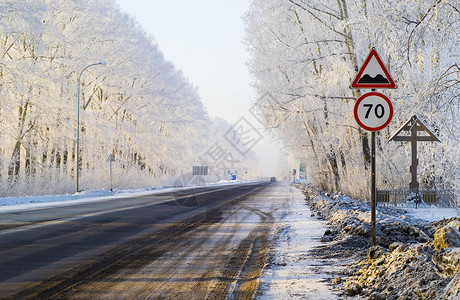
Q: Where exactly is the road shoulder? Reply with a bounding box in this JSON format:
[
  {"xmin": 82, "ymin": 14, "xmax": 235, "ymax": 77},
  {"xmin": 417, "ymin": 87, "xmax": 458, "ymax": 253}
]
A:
[{"xmin": 256, "ymin": 183, "xmax": 341, "ymax": 299}]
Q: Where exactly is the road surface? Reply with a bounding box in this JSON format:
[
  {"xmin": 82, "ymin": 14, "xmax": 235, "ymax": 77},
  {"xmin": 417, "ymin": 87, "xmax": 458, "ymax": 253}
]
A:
[{"xmin": 0, "ymin": 181, "xmax": 289, "ymax": 299}]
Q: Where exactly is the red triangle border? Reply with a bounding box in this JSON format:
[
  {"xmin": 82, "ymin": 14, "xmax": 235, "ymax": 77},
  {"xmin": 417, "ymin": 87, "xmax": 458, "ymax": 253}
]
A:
[{"xmin": 351, "ymin": 48, "xmax": 396, "ymax": 89}]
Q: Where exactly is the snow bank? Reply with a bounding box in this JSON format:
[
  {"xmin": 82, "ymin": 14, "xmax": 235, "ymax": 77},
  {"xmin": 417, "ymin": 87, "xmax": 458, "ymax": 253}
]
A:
[
  {"xmin": 0, "ymin": 187, "xmax": 176, "ymax": 213},
  {"xmin": 298, "ymin": 183, "xmax": 460, "ymax": 299},
  {"xmin": 256, "ymin": 184, "xmax": 340, "ymax": 299},
  {"xmin": 0, "ymin": 180, "xmax": 253, "ymax": 213},
  {"xmin": 405, "ymin": 207, "xmax": 460, "ymax": 222}
]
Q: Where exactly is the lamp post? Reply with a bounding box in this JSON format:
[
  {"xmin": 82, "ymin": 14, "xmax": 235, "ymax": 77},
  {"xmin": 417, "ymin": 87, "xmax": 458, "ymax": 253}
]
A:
[{"xmin": 76, "ymin": 62, "xmax": 106, "ymax": 193}]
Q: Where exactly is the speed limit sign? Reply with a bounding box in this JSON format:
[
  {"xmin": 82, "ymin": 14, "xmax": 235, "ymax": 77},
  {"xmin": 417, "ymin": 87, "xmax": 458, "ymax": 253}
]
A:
[{"xmin": 354, "ymin": 92, "xmax": 393, "ymax": 131}]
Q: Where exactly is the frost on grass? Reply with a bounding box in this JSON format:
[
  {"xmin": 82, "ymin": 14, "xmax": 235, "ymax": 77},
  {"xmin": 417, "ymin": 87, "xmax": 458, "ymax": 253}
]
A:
[{"xmin": 299, "ymin": 183, "xmax": 460, "ymax": 300}]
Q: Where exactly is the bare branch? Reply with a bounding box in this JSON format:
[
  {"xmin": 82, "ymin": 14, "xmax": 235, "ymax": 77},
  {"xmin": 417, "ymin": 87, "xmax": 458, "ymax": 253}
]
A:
[{"xmin": 288, "ymin": 0, "xmax": 348, "ymax": 38}]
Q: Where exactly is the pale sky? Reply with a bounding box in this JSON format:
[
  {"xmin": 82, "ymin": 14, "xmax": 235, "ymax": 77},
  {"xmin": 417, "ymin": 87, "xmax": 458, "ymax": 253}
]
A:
[
  {"xmin": 116, "ymin": 0, "xmax": 285, "ymax": 177},
  {"xmin": 116, "ymin": 0, "xmax": 253, "ymax": 122}
]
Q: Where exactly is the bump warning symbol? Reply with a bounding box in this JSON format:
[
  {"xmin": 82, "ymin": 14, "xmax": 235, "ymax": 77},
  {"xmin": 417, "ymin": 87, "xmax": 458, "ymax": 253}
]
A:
[{"xmin": 351, "ymin": 48, "xmax": 396, "ymax": 89}]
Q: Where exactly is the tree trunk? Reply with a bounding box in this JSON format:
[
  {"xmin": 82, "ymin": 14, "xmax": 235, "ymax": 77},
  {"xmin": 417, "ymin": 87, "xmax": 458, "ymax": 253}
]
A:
[{"xmin": 8, "ymin": 141, "xmax": 21, "ymax": 183}]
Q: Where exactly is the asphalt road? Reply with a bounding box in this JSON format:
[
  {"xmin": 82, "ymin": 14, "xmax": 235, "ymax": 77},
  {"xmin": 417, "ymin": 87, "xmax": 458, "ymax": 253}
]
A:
[{"xmin": 0, "ymin": 182, "xmax": 273, "ymax": 299}]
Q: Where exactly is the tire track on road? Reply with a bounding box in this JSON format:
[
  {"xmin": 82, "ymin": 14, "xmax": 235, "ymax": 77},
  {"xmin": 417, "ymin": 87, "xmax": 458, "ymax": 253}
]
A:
[{"xmin": 1, "ymin": 186, "xmax": 270, "ymax": 299}]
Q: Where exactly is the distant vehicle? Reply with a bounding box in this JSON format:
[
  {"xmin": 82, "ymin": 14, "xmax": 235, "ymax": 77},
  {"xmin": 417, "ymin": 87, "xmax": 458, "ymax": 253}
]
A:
[{"xmin": 270, "ymin": 177, "xmax": 276, "ymax": 182}]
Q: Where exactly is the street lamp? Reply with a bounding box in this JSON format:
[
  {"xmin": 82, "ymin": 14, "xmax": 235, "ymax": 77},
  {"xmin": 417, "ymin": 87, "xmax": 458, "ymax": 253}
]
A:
[{"xmin": 75, "ymin": 61, "xmax": 106, "ymax": 193}]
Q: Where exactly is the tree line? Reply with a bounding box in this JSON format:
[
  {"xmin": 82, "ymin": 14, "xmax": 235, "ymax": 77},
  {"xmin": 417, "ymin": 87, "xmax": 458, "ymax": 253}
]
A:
[
  {"xmin": 0, "ymin": 0, "xmax": 258, "ymax": 196},
  {"xmin": 245, "ymin": 0, "xmax": 459, "ymax": 198}
]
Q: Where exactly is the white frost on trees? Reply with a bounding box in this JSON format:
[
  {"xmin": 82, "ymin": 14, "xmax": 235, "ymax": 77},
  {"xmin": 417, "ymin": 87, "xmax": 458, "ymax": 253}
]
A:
[
  {"xmin": 245, "ymin": 0, "xmax": 459, "ymax": 198},
  {"xmin": 0, "ymin": 0, "xmax": 258, "ymax": 196}
]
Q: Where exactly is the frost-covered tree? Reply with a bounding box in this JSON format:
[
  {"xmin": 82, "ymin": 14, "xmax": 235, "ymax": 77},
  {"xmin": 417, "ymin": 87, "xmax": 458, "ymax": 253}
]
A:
[
  {"xmin": 245, "ymin": 0, "xmax": 459, "ymax": 198},
  {"xmin": 0, "ymin": 0, "xmax": 258, "ymax": 196}
]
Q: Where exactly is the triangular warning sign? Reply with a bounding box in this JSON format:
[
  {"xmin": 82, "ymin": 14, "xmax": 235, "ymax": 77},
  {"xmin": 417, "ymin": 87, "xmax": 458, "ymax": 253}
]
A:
[{"xmin": 351, "ymin": 48, "xmax": 396, "ymax": 89}]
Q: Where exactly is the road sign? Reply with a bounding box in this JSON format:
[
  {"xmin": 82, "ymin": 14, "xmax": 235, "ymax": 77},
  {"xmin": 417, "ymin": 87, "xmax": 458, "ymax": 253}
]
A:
[
  {"xmin": 351, "ymin": 48, "xmax": 396, "ymax": 89},
  {"xmin": 351, "ymin": 48, "xmax": 396, "ymax": 248},
  {"xmin": 299, "ymin": 163, "xmax": 307, "ymax": 179},
  {"xmin": 354, "ymin": 92, "xmax": 393, "ymax": 131},
  {"xmin": 192, "ymin": 166, "xmax": 208, "ymax": 176}
]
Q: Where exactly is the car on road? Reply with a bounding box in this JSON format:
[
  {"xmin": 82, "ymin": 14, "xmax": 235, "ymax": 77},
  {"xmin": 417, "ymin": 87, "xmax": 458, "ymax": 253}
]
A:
[{"xmin": 270, "ymin": 177, "xmax": 276, "ymax": 182}]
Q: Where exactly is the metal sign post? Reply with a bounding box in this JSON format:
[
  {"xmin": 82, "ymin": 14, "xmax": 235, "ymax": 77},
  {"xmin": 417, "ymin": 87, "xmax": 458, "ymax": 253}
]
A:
[
  {"xmin": 354, "ymin": 92, "xmax": 394, "ymax": 245},
  {"xmin": 354, "ymin": 92, "xmax": 394, "ymax": 246},
  {"xmin": 371, "ymin": 131, "xmax": 376, "ymax": 246},
  {"xmin": 351, "ymin": 48, "xmax": 396, "ymax": 247},
  {"xmin": 107, "ymin": 154, "xmax": 115, "ymax": 192}
]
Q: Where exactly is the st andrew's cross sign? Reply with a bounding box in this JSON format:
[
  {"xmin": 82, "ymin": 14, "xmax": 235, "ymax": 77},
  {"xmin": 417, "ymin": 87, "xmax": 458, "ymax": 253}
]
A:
[{"xmin": 389, "ymin": 115, "xmax": 440, "ymax": 191}]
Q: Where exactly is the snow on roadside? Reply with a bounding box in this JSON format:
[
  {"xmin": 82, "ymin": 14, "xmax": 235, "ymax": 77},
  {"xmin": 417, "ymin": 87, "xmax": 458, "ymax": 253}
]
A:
[
  {"xmin": 405, "ymin": 207, "xmax": 459, "ymax": 222},
  {"xmin": 0, "ymin": 180, "xmax": 252, "ymax": 213},
  {"xmin": 0, "ymin": 187, "xmax": 171, "ymax": 213},
  {"xmin": 298, "ymin": 183, "xmax": 460, "ymax": 300},
  {"xmin": 256, "ymin": 184, "xmax": 341, "ymax": 299}
]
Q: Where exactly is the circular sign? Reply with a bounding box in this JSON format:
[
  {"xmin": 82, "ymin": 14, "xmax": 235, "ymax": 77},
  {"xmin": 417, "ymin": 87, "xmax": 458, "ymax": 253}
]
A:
[{"xmin": 354, "ymin": 92, "xmax": 393, "ymax": 131}]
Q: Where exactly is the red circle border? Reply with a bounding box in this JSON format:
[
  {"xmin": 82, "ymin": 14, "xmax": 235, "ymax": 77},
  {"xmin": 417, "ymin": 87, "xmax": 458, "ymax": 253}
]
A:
[{"xmin": 354, "ymin": 92, "xmax": 393, "ymax": 131}]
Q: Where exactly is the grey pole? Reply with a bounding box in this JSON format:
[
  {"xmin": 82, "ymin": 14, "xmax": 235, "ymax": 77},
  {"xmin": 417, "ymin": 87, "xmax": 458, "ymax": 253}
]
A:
[
  {"xmin": 371, "ymin": 131, "xmax": 376, "ymax": 247},
  {"xmin": 110, "ymin": 158, "xmax": 113, "ymax": 192},
  {"xmin": 76, "ymin": 62, "xmax": 106, "ymax": 193},
  {"xmin": 370, "ymin": 89, "xmax": 376, "ymax": 247}
]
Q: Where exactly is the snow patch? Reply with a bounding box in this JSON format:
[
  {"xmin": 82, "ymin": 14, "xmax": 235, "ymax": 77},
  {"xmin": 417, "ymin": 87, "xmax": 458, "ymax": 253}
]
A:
[
  {"xmin": 0, "ymin": 180, "xmax": 253, "ymax": 213},
  {"xmin": 256, "ymin": 184, "xmax": 340, "ymax": 299},
  {"xmin": 405, "ymin": 207, "xmax": 460, "ymax": 222},
  {"xmin": 298, "ymin": 183, "xmax": 460, "ymax": 299}
]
